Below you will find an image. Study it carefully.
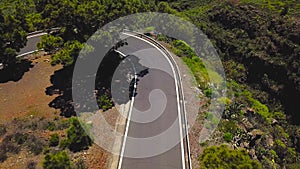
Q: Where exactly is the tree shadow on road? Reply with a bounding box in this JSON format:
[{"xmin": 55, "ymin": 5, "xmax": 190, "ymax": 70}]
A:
[
  {"xmin": 0, "ymin": 60, "xmax": 33, "ymax": 83},
  {"xmin": 45, "ymin": 41, "xmax": 149, "ymax": 118},
  {"xmin": 45, "ymin": 51, "xmax": 126, "ymax": 117}
]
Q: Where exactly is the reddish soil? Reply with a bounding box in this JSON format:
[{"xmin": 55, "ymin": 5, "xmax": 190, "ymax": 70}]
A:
[
  {"xmin": 0, "ymin": 55, "xmax": 62, "ymax": 123},
  {"xmin": 0, "ymin": 55, "xmax": 109, "ymax": 169}
]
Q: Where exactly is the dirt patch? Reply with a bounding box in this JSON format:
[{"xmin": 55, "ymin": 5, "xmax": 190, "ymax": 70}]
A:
[{"xmin": 0, "ymin": 55, "xmax": 62, "ymax": 123}]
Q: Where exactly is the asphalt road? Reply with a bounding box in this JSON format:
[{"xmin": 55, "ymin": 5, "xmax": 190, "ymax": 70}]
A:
[
  {"xmin": 18, "ymin": 33, "xmax": 47, "ymax": 57},
  {"xmin": 117, "ymin": 36, "xmax": 185, "ymax": 169}
]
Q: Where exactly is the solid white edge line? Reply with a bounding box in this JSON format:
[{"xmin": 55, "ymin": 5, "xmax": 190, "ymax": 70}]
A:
[
  {"xmin": 122, "ymin": 32, "xmax": 186, "ymax": 169},
  {"xmin": 17, "ymin": 50, "xmax": 40, "ymax": 58},
  {"xmin": 117, "ymin": 51, "xmax": 136, "ymax": 169},
  {"xmin": 27, "ymin": 32, "xmax": 47, "ymax": 39},
  {"xmin": 114, "ymin": 50, "xmax": 126, "ymax": 57},
  {"xmin": 117, "ymin": 95, "xmax": 135, "ymax": 169}
]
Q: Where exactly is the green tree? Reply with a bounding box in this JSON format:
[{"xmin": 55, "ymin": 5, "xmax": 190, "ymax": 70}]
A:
[
  {"xmin": 51, "ymin": 40, "xmax": 83, "ymax": 66},
  {"xmin": 37, "ymin": 34, "xmax": 63, "ymax": 54},
  {"xmin": 0, "ymin": 13, "xmax": 27, "ymax": 68},
  {"xmin": 60, "ymin": 117, "xmax": 91, "ymax": 152},
  {"xmin": 200, "ymin": 145, "xmax": 262, "ymax": 169},
  {"xmin": 157, "ymin": 2, "xmax": 177, "ymax": 14},
  {"xmin": 42, "ymin": 151, "xmax": 71, "ymax": 169}
]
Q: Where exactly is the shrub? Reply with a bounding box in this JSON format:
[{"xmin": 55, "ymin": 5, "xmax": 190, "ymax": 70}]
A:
[
  {"xmin": 97, "ymin": 94, "xmax": 113, "ymax": 111},
  {"xmin": 0, "ymin": 125, "xmax": 6, "ymax": 137},
  {"xmin": 3, "ymin": 142, "xmax": 20, "ymax": 155},
  {"xmin": 248, "ymin": 97, "xmax": 271, "ymax": 123},
  {"xmin": 204, "ymin": 88, "xmax": 212, "ymax": 97},
  {"xmin": 0, "ymin": 149, "xmax": 7, "ymax": 162},
  {"xmin": 27, "ymin": 161, "xmax": 37, "ymax": 169},
  {"xmin": 56, "ymin": 120, "xmax": 70, "ymax": 130},
  {"xmin": 49, "ymin": 134, "xmax": 59, "ymax": 147},
  {"xmin": 13, "ymin": 132, "xmax": 28, "ymax": 145},
  {"xmin": 74, "ymin": 158, "xmax": 88, "ymax": 169},
  {"xmin": 223, "ymin": 132, "xmax": 233, "ymax": 142},
  {"xmin": 45, "ymin": 122, "xmax": 56, "ymax": 131},
  {"xmin": 275, "ymin": 139, "xmax": 286, "ymax": 149},
  {"xmin": 42, "ymin": 151, "xmax": 71, "ymax": 169},
  {"xmin": 172, "ymin": 40, "xmax": 195, "ymax": 58},
  {"xmin": 221, "ymin": 121, "xmax": 238, "ymax": 134},
  {"xmin": 60, "ymin": 118, "xmax": 92, "ymax": 152},
  {"xmin": 200, "ymin": 145, "xmax": 262, "ymax": 169},
  {"xmin": 286, "ymin": 162, "xmax": 300, "ymax": 169},
  {"xmin": 27, "ymin": 136, "xmax": 45, "ymax": 155}
]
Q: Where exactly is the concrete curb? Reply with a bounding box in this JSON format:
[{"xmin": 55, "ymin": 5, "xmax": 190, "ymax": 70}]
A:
[{"xmin": 107, "ymin": 101, "xmax": 132, "ymax": 169}]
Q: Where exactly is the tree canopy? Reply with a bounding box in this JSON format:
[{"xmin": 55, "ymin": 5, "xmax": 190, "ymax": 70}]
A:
[
  {"xmin": 200, "ymin": 145, "xmax": 262, "ymax": 169},
  {"xmin": 60, "ymin": 117, "xmax": 92, "ymax": 152},
  {"xmin": 0, "ymin": 13, "xmax": 27, "ymax": 68},
  {"xmin": 42, "ymin": 151, "xmax": 71, "ymax": 169}
]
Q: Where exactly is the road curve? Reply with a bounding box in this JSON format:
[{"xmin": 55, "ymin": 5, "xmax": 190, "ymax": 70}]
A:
[
  {"xmin": 18, "ymin": 28, "xmax": 60, "ymax": 57},
  {"xmin": 18, "ymin": 32, "xmax": 47, "ymax": 57},
  {"xmin": 116, "ymin": 34, "xmax": 187, "ymax": 169}
]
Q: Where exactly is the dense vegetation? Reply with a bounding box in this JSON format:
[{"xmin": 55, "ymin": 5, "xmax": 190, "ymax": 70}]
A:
[
  {"xmin": 0, "ymin": 0, "xmax": 299, "ymax": 168},
  {"xmin": 42, "ymin": 151, "xmax": 71, "ymax": 169},
  {"xmin": 200, "ymin": 145, "xmax": 262, "ymax": 169}
]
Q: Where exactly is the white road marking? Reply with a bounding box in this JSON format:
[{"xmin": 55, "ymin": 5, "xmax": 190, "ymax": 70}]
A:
[
  {"xmin": 17, "ymin": 50, "xmax": 40, "ymax": 58},
  {"xmin": 27, "ymin": 32, "xmax": 47, "ymax": 39},
  {"xmin": 117, "ymin": 51, "xmax": 137, "ymax": 169},
  {"xmin": 118, "ymin": 93, "xmax": 135, "ymax": 169},
  {"xmin": 114, "ymin": 49, "xmax": 126, "ymax": 57}
]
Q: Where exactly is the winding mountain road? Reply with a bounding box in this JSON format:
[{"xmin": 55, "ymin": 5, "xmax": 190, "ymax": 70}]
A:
[
  {"xmin": 18, "ymin": 29, "xmax": 192, "ymax": 169},
  {"xmin": 116, "ymin": 33, "xmax": 191, "ymax": 169}
]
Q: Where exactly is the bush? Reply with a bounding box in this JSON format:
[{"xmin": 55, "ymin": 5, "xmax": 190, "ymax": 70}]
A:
[
  {"xmin": 60, "ymin": 118, "xmax": 92, "ymax": 152},
  {"xmin": 0, "ymin": 125, "xmax": 7, "ymax": 137},
  {"xmin": 56, "ymin": 120, "xmax": 70, "ymax": 130},
  {"xmin": 49, "ymin": 134, "xmax": 59, "ymax": 147},
  {"xmin": 42, "ymin": 151, "xmax": 71, "ymax": 169},
  {"xmin": 223, "ymin": 132, "xmax": 233, "ymax": 142},
  {"xmin": 97, "ymin": 94, "xmax": 113, "ymax": 111},
  {"xmin": 248, "ymin": 97, "xmax": 271, "ymax": 123},
  {"xmin": 172, "ymin": 40, "xmax": 195, "ymax": 58},
  {"xmin": 27, "ymin": 136, "xmax": 45, "ymax": 155},
  {"xmin": 13, "ymin": 132, "xmax": 28, "ymax": 145},
  {"xmin": 0, "ymin": 149, "xmax": 7, "ymax": 162},
  {"xmin": 200, "ymin": 145, "xmax": 262, "ymax": 169},
  {"xmin": 286, "ymin": 162, "xmax": 300, "ymax": 169},
  {"xmin": 27, "ymin": 161, "xmax": 37, "ymax": 169},
  {"xmin": 74, "ymin": 158, "xmax": 88, "ymax": 169},
  {"xmin": 45, "ymin": 122, "xmax": 56, "ymax": 131},
  {"xmin": 204, "ymin": 88, "xmax": 212, "ymax": 97},
  {"xmin": 1, "ymin": 135, "xmax": 20, "ymax": 155}
]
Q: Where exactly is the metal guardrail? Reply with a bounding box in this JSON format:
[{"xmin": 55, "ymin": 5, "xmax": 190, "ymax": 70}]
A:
[{"xmin": 124, "ymin": 30, "xmax": 193, "ymax": 169}]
